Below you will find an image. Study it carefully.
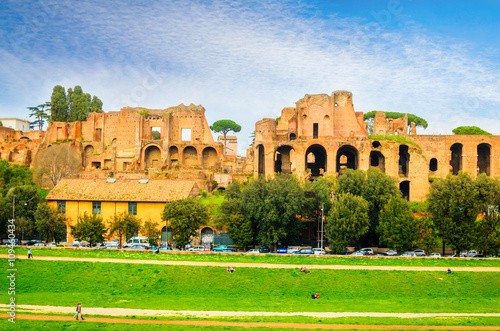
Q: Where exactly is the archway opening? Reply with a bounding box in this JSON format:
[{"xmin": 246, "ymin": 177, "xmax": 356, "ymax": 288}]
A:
[
  {"xmin": 399, "ymin": 145, "xmax": 410, "ymax": 177},
  {"xmin": 257, "ymin": 144, "xmax": 265, "ymax": 176},
  {"xmin": 369, "ymin": 151, "xmax": 385, "ymax": 173},
  {"xmin": 429, "ymin": 158, "xmax": 438, "ymax": 172},
  {"xmin": 84, "ymin": 145, "xmax": 94, "ymax": 167},
  {"xmin": 201, "ymin": 227, "xmax": 214, "ymax": 246},
  {"xmin": 400, "ymin": 181, "xmax": 410, "ymax": 200},
  {"xmin": 477, "ymin": 143, "xmax": 491, "ymax": 176},
  {"xmin": 275, "ymin": 145, "xmax": 294, "ymax": 174},
  {"xmin": 289, "ymin": 133, "xmax": 296, "ymax": 141},
  {"xmin": 169, "ymin": 146, "xmax": 179, "ymax": 166},
  {"xmin": 183, "ymin": 146, "xmax": 198, "ymax": 166},
  {"xmin": 145, "ymin": 145, "xmax": 161, "ymax": 169},
  {"xmin": 202, "ymin": 147, "xmax": 218, "ymax": 168},
  {"xmin": 372, "ymin": 141, "xmax": 381, "ymax": 148},
  {"xmin": 336, "ymin": 145, "xmax": 358, "ymax": 174},
  {"xmin": 306, "ymin": 144, "xmax": 327, "ymax": 178},
  {"xmin": 450, "ymin": 143, "xmax": 463, "ymax": 175}
]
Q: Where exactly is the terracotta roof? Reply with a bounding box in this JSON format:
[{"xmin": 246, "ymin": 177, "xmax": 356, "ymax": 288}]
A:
[{"xmin": 46, "ymin": 178, "xmax": 198, "ymax": 202}]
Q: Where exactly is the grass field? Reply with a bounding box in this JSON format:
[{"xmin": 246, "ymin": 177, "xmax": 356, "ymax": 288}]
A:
[
  {"xmin": 3, "ymin": 259, "xmax": 499, "ymax": 313},
  {"xmin": 4, "ymin": 247, "xmax": 500, "ymax": 267}
]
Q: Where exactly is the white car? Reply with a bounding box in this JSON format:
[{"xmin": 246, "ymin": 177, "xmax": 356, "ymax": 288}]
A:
[
  {"xmin": 46, "ymin": 242, "xmax": 57, "ymax": 247},
  {"xmin": 72, "ymin": 239, "xmax": 81, "ymax": 247},
  {"xmin": 359, "ymin": 248, "xmax": 374, "ymax": 255},
  {"xmin": 246, "ymin": 249, "xmax": 260, "ymax": 254},
  {"xmin": 313, "ymin": 248, "xmax": 326, "ymax": 255},
  {"xmin": 287, "ymin": 246, "xmax": 300, "ymax": 254},
  {"xmin": 429, "ymin": 253, "xmax": 441, "ymax": 257},
  {"xmin": 385, "ymin": 250, "xmax": 398, "ymax": 256}
]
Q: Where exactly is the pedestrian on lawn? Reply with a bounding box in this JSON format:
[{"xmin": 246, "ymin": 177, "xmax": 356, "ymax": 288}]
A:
[
  {"xmin": 73, "ymin": 303, "xmax": 84, "ymax": 320},
  {"xmin": 27, "ymin": 249, "xmax": 33, "ymax": 259}
]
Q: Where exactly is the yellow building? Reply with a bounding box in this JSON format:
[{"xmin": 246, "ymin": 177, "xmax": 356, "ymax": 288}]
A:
[{"xmin": 46, "ymin": 178, "xmax": 200, "ymax": 242}]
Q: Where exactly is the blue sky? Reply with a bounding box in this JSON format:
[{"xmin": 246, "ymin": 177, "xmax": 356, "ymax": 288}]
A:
[{"xmin": 1, "ymin": 0, "xmax": 499, "ymax": 154}]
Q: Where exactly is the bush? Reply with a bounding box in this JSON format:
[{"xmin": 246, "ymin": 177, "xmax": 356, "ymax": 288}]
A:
[{"xmin": 201, "ymin": 190, "xmax": 208, "ymax": 198}]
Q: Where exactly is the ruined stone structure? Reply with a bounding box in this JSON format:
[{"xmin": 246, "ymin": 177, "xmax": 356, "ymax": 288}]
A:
[
  {"xmin": 252, "ymin": 90, "xmax": 500, "ymax": 201},
  {"xmin": 40, "ymin": 104, "xmax": 229, "ymax": 173},
  {"xmin": 0, "ymin": 126, "xmax": 44, "ymax": 164}
]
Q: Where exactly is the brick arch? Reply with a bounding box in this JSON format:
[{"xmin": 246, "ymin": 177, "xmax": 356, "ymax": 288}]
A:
[
  {"xmin": 306, "ymin": 144, "xmax": 327, "ymax": 178},
  {"xmin": 182, "ymin": 146, "xmax": 198, "ymax": 166},
  {"xmin": 477, "ymin": 143, "xmax": 491, "ymax": 176},
  {"xmin": 275, "ymin": 145, "xmax": 294, "ymax": 174},
  {"xmin": 83, "ymin": 144, "xmax": 95, "ymax": 167},
  {"xmin": 142, "ymin": 144, "xmax": 163, "ymax": 170},
  {"xmin": 202, "ymin": 147, "xmax": 218, "ymax": 168},
  {"xmin": 336, "ymin": 144, "xmax": 358, "ymax": 174}
]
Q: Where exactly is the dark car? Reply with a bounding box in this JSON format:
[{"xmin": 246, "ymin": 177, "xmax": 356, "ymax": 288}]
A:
[
  {"xmin": 258, "ymin": 246, "xmax": 270, "ymax": 253},
  {"xmin": 294, "ymin": 248, "xmax": 314, "ymax": 254},
  {"xmin": 24, "ymin": 240, "xmax": 41, "ymax": 246}
]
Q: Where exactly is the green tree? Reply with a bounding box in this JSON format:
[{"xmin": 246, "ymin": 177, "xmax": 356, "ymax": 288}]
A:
[
  {"xmin": 108, "ymin": 212, "xmax": 142, "ymax": 248},
  {"xmin": 6, "ymin": 185, "xmax": 43, "ymax": 224},
  {"xmin": 452, "ymin": 126, "xmax": 491, "ymax": 135},
  {"xmin": 70, "ymin": 212, "xmax": 107, "ymax": 247},
  {"xmin": 427, "ymin": 172, "xmax": 479, "ymax": 254},
  {"xmin": 302, "ymin": 176, "xmax": 335, "ymax": 221},
  {"xmin": 216, "ymin": 198, "xmax": 253, "ymax": 250},
  {"xmin": 50, "ymin": 85, "xmax": 68, "ymax": 122},
  {"xmin": 225, "ymin": 181, "xmax": 242, "ymax": 200},
  {"xmin": 142, "ymin": 219, "xmax": 161, "ymax": 248},
  {"xmin": 209, "ymin": 120, "xmax": 241, "ymax": 154},
  {"xmin": 325, "ymin": 193, "xmax": 370, "ymax": 253},
  {"xmin": 474, "ymin": 174, "xmax": 500, "ymax": 255},
  {"xmin": 162, "ymin": 198, "xmax": 210, "ymax": 247},
  {"xmin": 14, "ymin": 216, "xmax": 35, "ymax": 241},
  {"xmin": 337, "ymin": 169, "xmax": 365, "ymax": 196},
  {"xmin": 241, "ymin": 174, "xmax": 304, "ymax": 250},
  {"xmin": 34, "ymin": 203, "xmax": 68, "ymax": 243},
  {"xmin": 0, "ymin": 159, "xmax": 34, "ymax": 195},
  {"xmin": 416, "ymin": 217, "xmax": 439, "ymax": 255},
  {"xmin": 68, "ymin": 86, "xmax": 92, "ymax": 122},
  {"xmin": 27, "ymin": 102, "xmax": 51, "ymax": 130},
  {"xmin": 90, "ymin": 95, "xmax": 103, "ymax": 113},
  {"xmin": 377, "ymin": 196, "xmax": 418, "ymax": 253}
]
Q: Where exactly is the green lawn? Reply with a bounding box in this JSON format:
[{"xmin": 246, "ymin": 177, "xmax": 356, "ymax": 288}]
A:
[
  {"xmin": 4, "ymin": 247, "xmax": 500, "ymax": 268},
  {"xmin": 3, "ymin": 259, "xmax": 499, "ymax": 313}
]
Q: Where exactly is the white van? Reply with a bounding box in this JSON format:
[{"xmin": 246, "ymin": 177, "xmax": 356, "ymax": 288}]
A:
[{"xmin": 123, "ymin": 237, "xmax": 150, "ymax": 248}]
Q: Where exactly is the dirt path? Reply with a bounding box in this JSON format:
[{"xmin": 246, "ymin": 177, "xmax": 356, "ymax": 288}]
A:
[
  {"xmin": 4, "ymin": 305, "xmax": 500, "ymax": 318},
  {"xmin": 4, "ymin": 314, "xmax": 500, "ymax": 330},
  {"xmin": 3, "ymin": 254, "xmax": 500, "ymax": 272}
]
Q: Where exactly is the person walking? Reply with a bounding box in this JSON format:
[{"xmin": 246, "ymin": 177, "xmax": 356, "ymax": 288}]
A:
[
  {"xmin": 73, "ymin": 303, "xmax": 84, "ymax": 320},
  {"xmin": 27, "ymin": 249, "xmax": 33, "ymax": 259}
]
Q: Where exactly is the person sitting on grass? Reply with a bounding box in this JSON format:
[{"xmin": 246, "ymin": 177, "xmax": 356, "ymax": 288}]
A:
[
  {"xmin": 300, "ymin": 267, "xmax": 310, "ymax": 273},
  {"xmin": 227, "ymin": 266, "xmax": 235, "ymax": 273}
]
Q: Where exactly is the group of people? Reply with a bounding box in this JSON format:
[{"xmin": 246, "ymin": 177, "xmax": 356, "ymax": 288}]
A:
[
  {"xmin": 226, "ymin": 266, "xmax": 235, "ymax": 273},
  {"xmin": 73, "ymin": 303, "xmax": 84, "ymax": 320},
  {"xmin": 300, "ymin": 266, "xmax": 310, "ymax": 273},
  {"xmin": 311, "ymin": 293, "xmax": 320, "ymax": 299}
]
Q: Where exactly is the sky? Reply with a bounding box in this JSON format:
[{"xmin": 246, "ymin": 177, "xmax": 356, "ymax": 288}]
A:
[{"xmin": 1, "ymin": 0, "xmax": 499, "ymax": 155}]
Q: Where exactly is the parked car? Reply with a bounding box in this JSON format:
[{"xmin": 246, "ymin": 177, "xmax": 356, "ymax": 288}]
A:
[
  {"xmin": 350, "ymin": 251, "xmax": 364, "ymax": 256},
  {"xmin": 123, "ymin": 237, "xmax": 150, "ymax": 248},
  {"xmin": 462, "ymin": 250, "xmax": 478, "ymax": 257},
  {"xmin": 158, "ymin": 246, "xmax": 172, "ymax": 251},
  {"xmin": 46, "ymin": 242, "xmax": 57, "ymax": 247},
  {"xmin": 106, "ymin": 245, "xmax": 119, "ymax": 250},
  {"xmin": 213, "ymin": 245, "xmax": 228, "ymax": 252},
  {"xmin": 429, "ymin": 253, "xmax": 441, "ymax": 257},
  {"xmin": 294, "ymin": 248, "xmax": 314, "ymax": 255},
  {"xmin": 258, "ymin": 246, "xmax": 270, "ymax": 253},
  {"xmin": 287, "ymin": 246, "xmax": 300, "ymax": 254},
  {"xmin": 56, "ymin": 244, "xmax": 67, "ymax": 248},
  {"xmin": 72, "ymin": 239, "xmax": 81, "ymax": 247},
  {"xmin": 33, "ymin": 243, "xmax": 45, "ymax": 247},
  {"xmin": 470, "ymin": 254, "xmax": 485, "ymax": 258},
  {"xmin": 313, "ymin": 248, "xmax": 326, "ymax": 255},
  {"xmin": 188, "ymin": 245, "xmax": 211, "ymax": 252},
  {"xmin": 359, "ymin": 248, "xmax": 374, "ymax": 255},
  {"xmin": 400, "ymin": 251, "xmax": 417, "ymax": 257},
  {"xmin": 246, "ymin": 249, "xmax": 260, "ymax": 254},
  {"xmin": 24, "ymin": 240, "xmax": 41, "ymax": 246},
  {"xmin": 385, "ymin": 250, "xmax": 398, "ymax": 256},
  {"xmin": 125, "ymin": 245, "xmax": 148, "ymax": 250},
  {"xmin": 222, "ymin": 248, "xmax": 237, "ymax": 253},
  {"xmin": 413, "ymin": 249, "xmax": 426, "ymax": 256}
]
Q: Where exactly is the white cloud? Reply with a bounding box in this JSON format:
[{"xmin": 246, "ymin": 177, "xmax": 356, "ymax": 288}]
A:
[{"xmin": 0, "ymin": 0, "xmax": 499, "ymax": 154}]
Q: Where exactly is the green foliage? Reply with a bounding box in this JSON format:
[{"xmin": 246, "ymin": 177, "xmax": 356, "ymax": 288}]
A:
[
  {"xmin": 337, "ymin": 169, "xmax": 365, "ymax": 196},
  {"xmin": 416, "ymin": 217, "xmax": 439, "ymax": 255},
  {"xmin": 50, "ymin": 85, "xmax": 68, "ymax": 122},
  {"xmin": 162, "ymin": 198, "xmax": 210, "ymax": 247},
  {"xmin": 200, "ymin": 190, "xmax": 208, "ymax": 198},
  {"xmin": 409, "ymin": 201, "xmax": 428, "ymax": 213},
  {"xmin": 377, "ymin": 197, "xmax": 418, "ymax": 252},
  {"xmin": 151, "ymin": 130, "xmax": 161, "ymax": 140},
  {"xmin": 108, "ymin": 212, "xmax": 142, "ymax": 248},
  {"xmin": 225, "ymin": 181, "xmax": 242, "ymax": 200},
  {"xmin": 368, "ymin": 135, "xmax": 421, "ymax": 148},
  {"xmin": 27, "ymin": 102, "xmax": 51, "ymax": 130},
  {"xmin": 364, "ymin": 111, "xmax": 428, "ymax": 129},
  {"xmin": 5, "ymin": 185, "xmax": 43, "ymax": 223},
  {"xmin": 216, "ymin": 198, "xmax": 253, "ymax": 249},
  {"xmin": 0, "ymin": 159, "xmax": 34, "ymax": 196},
  {"xmin": 32, "ymin": 144, "xmax": 82, "ymax": 187},
  {"xmin": 302, "ymin": 176, "xmax": 335, "ymax": 220},
  {"xmin": 70, "ymin": 212, "xmax": 107, "ymax": 246},
  {"xmin": 142, "ymin": 220, "xmax": 161, "ymax": 248},
  {"xmin": 452, "ymin": 126, "xmax": 491, "ymax": 135},
  {"xmin": 90, "ymin": 95, "xmax": 104, "ymax": 113},
  {"xmin": 241, "ymin": 174, "xmax": 304, "ymax": 249},
  {"xmin": 427, "ymin": 172, "xmax": 479, "ymax": 253},
  {"xmin": 68, "ymin": 85, "xmax": 92, "ymax": 122},
  {"xmin": 34, "ymin": 203, "xmax": 68, "ymax": 243},
  {"xmin": 210, "ymin": 119, "xmax": 242, "ymax": 154},
  {"xmin": 14, "ymin": 216, "xmax": 35, "ymax": 239},
  {"xmin": 325, "ymin": 193, "xmax": 370, "ymax": 253},
  {"xmin": 138, "ymin": 109, "xmax": 150, "ymax": 116}
]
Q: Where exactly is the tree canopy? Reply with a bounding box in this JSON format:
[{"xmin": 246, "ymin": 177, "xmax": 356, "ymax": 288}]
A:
[
  {"xmin": 32, "ymin": 144, "xmax": 82, "ymax": 187},
  {"xmin": 364, "ymin": 111, "xmax": 428, "ymax": 129},
  {"xmin": 34, "ymin": 203, "xmax": 68, "ymax": 243},
  {"xmin": 108, "ymin": 212, "xmax": 142, "ymax": 248},
  {"xmin": 452, "ymin": 126, "xmax": 491, "ymax": 135},
  {"xmin": 50, "ymin": 85, "xmax": 68, "ymax": 122},
  {"xmin": 210, "ymin": 120, "xmax": 241, "ymax": 154},
  {"xmin": 28, "ymin": 102, "xmax": 51, "ymax": 130},
  {"xmin": 162, "ymin": 198, "xmax": 210, "ymax": 247},
  {"xmin": 50, "ymin": 85, "xmax": 103, "ymax": 123},
  {"xmin": 70, "ymin": 212, "xmax": 107, "ymax": 246}
]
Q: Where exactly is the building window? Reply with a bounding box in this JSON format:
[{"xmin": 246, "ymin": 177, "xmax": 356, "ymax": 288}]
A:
[
  {"xmin": 128, "ymin": 202, "xmax": 137, "ymax": 216},
  {"xmin": 57, "ymin": 201, "xmax": 66, "ymax": 214},
  {"xmin": 92, "ymin": 201, "xmax": 101, "ymax": 215},
  {"xmin": 313, "ymin": 123, "xmax": 318, "ymax": 139}
]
